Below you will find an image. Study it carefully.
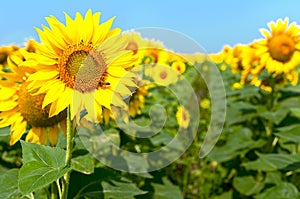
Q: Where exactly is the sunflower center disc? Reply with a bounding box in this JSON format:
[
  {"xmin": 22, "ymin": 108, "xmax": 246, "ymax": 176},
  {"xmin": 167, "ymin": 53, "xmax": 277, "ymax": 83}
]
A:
[
  {"xmin": 269, "ymin": 34, "xmax": 295, "ymax": 63},
  {"xmin": 18, "ymin": 83, "xmax": 66, "ymax": 127},
  {"xmin": 59, "ymin": 44, "xmax": 107, "ymax": 93}
]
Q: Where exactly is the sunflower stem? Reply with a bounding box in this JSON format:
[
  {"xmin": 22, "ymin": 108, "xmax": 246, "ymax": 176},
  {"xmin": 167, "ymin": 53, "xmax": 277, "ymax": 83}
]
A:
[
  {"xmin": 51, "ymin": 182, "xmax": 58, "ymax": 199},
  {"xmin": 62, "ymin": 106, "xmax": 74, "ymax": 199}
]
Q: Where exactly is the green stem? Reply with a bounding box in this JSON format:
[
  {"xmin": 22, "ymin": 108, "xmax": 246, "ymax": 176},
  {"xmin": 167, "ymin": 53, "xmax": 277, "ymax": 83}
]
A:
[
  {"xmin": 51, "ymin": 182, "xmax": 58, "ymax": 199},
  {"xmin": 62, "ymin": 106, "xmax": 74, "ymax": 199},
  {"xmin": 56, "ymin": 179, "xmax": 62, "ymax": 199}
]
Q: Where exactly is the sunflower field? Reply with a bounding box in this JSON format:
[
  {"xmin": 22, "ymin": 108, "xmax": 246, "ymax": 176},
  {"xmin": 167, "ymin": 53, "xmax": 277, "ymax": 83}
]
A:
[{"xmin": 1, "ymin": 9, "xmax": 300, "ymax": 199}]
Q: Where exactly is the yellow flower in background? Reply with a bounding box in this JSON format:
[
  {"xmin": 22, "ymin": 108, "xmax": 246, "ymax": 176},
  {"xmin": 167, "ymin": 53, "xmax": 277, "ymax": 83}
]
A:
[
  {"xmin": 0, "ymin": 45, "xmax": 20, "ymax": 69},
  {"xmin": 149, "ymin": 64, "xmax": 178, "ymax": 86},
  {"xmin": 256, "ymin": 18, "xmax": 300, "ymax": 79},
  {"xmin": 176, "ymin": 106, "xmax": 190, "ymax": 129},
  {"xmin": 200, "ymin": 98, "xmax": 210, "ymax": 109},
  {"xmin": 171, "ymin": 60, "xmax": 186, "ymax": 74},
  {"xmin": 21, "ymin": 9, "xmax": 137, "ymax": 123},
  {"xmin": 209, "ymin": 45, "xmax": 232, "ymax": 71},
  {"xmin": 182, "ymin": 53, "xmax": 207, "ymax": 66},
  {"xmin": 0, "ymin": 45, "xmax": 67, "ymax": 145},
  {"xmin": 128, "ymin": 81, "xmax": 153, "ymax": 117}
]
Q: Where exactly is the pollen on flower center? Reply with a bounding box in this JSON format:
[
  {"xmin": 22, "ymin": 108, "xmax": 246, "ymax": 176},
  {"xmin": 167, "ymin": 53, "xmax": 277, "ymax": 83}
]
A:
[
  {"xmin": 18, "ymin": 83, "xmax": 66, "ymax": 127},
  {"xmin": 58, "ymin": 43, "xmax": 108, "ymax": 93},
  {"xmin": 269, "ymin": 34, "xmax": 295, "ymax": 62}
]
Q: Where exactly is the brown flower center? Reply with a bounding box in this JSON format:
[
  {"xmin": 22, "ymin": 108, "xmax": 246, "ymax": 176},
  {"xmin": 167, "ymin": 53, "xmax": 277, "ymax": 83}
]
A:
[
  {"xmin": 58, "ymin": 43, "xmax": 108, "ymax": 93},
  {"xmin": 269, "ymin": 34, "xmax": 295, "ymax": 63},
  {"xmin": 159, "ymin": 70, "xmax": 168, "ymax": 79},
  {"xmin": 18, "ymin": 83, "xmax": 66, "ymax": 127}
]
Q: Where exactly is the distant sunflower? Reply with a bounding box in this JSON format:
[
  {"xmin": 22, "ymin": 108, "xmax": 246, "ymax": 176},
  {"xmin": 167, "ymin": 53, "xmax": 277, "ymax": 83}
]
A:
[
  {"xmin": 0, "ymin": 47, "xmax": 67, "ymax": 145},
  {"xmin": 176, "ymin": 106, "xmax": 190, "ymax": 129},
  {"xmin": 22, "ymin": 9, "xmax": 137, "ymax": 122},
  {"xmin": 171, "ymin": 60, "xmax": 186, "ymax": 74},
  {"xmin": 0, "ymin": 45, "xmax": 20, "ymax": 69},
  {"xmin": 256, "ymin": 18, "xmax": 300, "ymax": 76},
  {"xmin": 148, "ymin": 64, "xmax": 178, "ymax": 86}
]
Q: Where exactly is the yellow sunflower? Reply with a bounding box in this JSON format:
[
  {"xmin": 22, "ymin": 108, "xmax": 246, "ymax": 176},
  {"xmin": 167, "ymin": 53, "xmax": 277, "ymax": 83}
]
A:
[
  {"xmin": 0, "ymin": 45, "xmax": 20, "ymax": 69},
  {"xmin": 21, "ymin": 9, "xmax": 137, "ymax": 123},
  {"xmin": 256, "ymin": 18, "xmax": 300, "ymax": 79},
  {"xmin": 176, "ymin": 106, "xmax": 190, "ymax": 129},
  {"xmin": 171, "ymin": 60, "xmax": 186, "ymax": 74},
  {"xmin": 0, "ymin": 46, "xmax": 67, "ymax": 145},
  {"xmin": 209, "ymin": 45, "xmax": 232, "ymax": 71},
  {"xmin": 147, "ymin": 64, "xmax": 178, "ymax": 86}
]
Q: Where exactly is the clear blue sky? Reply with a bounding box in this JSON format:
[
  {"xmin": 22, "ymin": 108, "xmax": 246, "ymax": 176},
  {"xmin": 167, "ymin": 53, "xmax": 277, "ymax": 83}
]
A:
[{"xmin": 1, "ymin": 0, "xmax": 300, "ymax": 53}]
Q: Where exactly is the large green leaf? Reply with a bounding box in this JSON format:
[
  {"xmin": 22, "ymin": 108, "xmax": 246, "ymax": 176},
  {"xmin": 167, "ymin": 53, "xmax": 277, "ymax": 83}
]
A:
[
  {"xmin": 20, "ymin": 140, "xmax": 66, "ymax": 165},
  {"xmin": 71, "ymin": 154, "xmax": 94, "ymax": 175},
  {"xmin": 275, "ymin": 124, "xmax": 300, "ymax": 143},
  {"xmin": 19, "ymin": 161, "xmax": 69, "ymax": 195},
  {"xmin": 101, "ymin": 179, "xmax": 146, "ymax": 199},
  {"xmin": 259, "ymin": 108, "xmax": 289, "ymax": 125},
  {"xmin": 0, "ymin": 169, "xmax": 21, "ymax": 199},
  {"xmin": 209, "ymin": 127, "xmax": 265, "ymax": 162},
  {"xmin": 233, "ymin": 176, "xmax": 264, "ymax": 196},
  {"xmin": 254, "ymin": 183, "xmax": 299, "ymax": 199},
  {"xmin": 152, "ymin": 177, "xmax": 183, "ymax": 199},
  {"xmin": 243, "ymin": 153, "xmax": 300, "ymax": 171},
  {"xmin": 19, "ymin": 141, "xmax": 69, "ymax": 194}
]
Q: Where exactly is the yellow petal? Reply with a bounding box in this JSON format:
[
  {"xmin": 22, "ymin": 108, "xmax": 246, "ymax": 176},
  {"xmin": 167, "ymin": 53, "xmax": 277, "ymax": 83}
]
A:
[
  {"xmin": 27, "ymin": 70, "xmax": 59, "ymax": 82},
  {"xmin": 42, "ymin": 81, "xmax": 65, "ymax": 108},
  {"xmin": 48, "ymin": 125, "xmax": 59, "ymax": 146},
  {"xmin": 10, "ymin": 119, "xmax": 27, "ymax": 145}
]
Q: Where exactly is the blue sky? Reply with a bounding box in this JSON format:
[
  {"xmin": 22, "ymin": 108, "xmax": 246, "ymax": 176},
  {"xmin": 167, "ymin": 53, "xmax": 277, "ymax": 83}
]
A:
[{"xmin": 1, "ymin": 1, "xmax": 300, "ymax": 53}]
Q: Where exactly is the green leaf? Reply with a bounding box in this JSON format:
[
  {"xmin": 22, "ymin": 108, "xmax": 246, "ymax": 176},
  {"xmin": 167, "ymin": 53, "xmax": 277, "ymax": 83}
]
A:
[
  {"xmin": 259, "ymin": 109, "xmax": 289, "ymax": 125},
  {"xmin": 264, "ymin": 172, "xmax": 282, "ymax": 185},
  {"xmin": 19, "ymin": 141, "xmax": 69, "ymax": 194},
  {"xmin": 209, "ymin": 127, "xmax": 265, "ymax": 162},
  {"xmin": 232, "ymin": 101, "xmax": 257, "ymax": 110},
  {"xmin": 20, "ymin": 140, "xmax": 66, "ymax": 165},
  {"xmin": 0, "ymin": 169, "xmax": 21, "ymax": 199},
  {"xmin": 233, "ymin": 176, "xmax": 264, "ymax": 196},
  {"xmin": 243, "ymin": 153, "xmax": 300, "ymax": 171},
  {"xmin": 102, "ymin": 179, "xmax": 146, "ymax": 199},
  {"xmin": 254, "ymin": 183, "xmax": 299, "ymax": 199},
  {"xmin": 227, "ymin": 84, "xmax": 260, "ymax": 98},
  {"xmin": 19, "ymin": 161, "xmax": 69, "ymax": 195},
  {"xmin": 275, "ymin": 125, "xmax": 300, "ymax": 143},
  {"xmin": 289, "ymin": 107, "xmax": 300, "ymax": 118},
  {"xmin": 213, "ymin": 191, "xmax": 233, "ymax": 199},
  {"xmin": 71, "ymin": 154, "xmax": 94, "ymax": 175},
  {"xmin": 243, "ymin": 158, "xmax": 277, "ymax": 171},
  {"xmin": 152, "ymin": 177, "xmax": 183, "ymax": 199},
  {"xmin": 0, "ymin": 127, "xmax": 10, "ymax": 137}
]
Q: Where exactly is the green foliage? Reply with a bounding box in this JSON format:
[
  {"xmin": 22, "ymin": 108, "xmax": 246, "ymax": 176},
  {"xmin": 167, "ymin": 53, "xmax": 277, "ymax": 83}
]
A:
[
  {"xmin": 19, "ymin": 141, "xmax": 70, "ymax": 195},
  {"xmin": 0, "ymin": 169, "xmax": 21, "ymax": 199}
]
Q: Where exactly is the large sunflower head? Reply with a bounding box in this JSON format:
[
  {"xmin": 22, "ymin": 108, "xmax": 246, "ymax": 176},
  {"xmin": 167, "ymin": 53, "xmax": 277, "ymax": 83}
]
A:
[
  {"xmin": 256, "ymin": 18, "xmax": 300, "ymax": 75},
  {"xmin": 21, "ymin": 9, "xmax": 137, "ymax": 123},
  {"xmin": 0, "ymin": 43, "xmax": 67, "ymax": 145}
]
